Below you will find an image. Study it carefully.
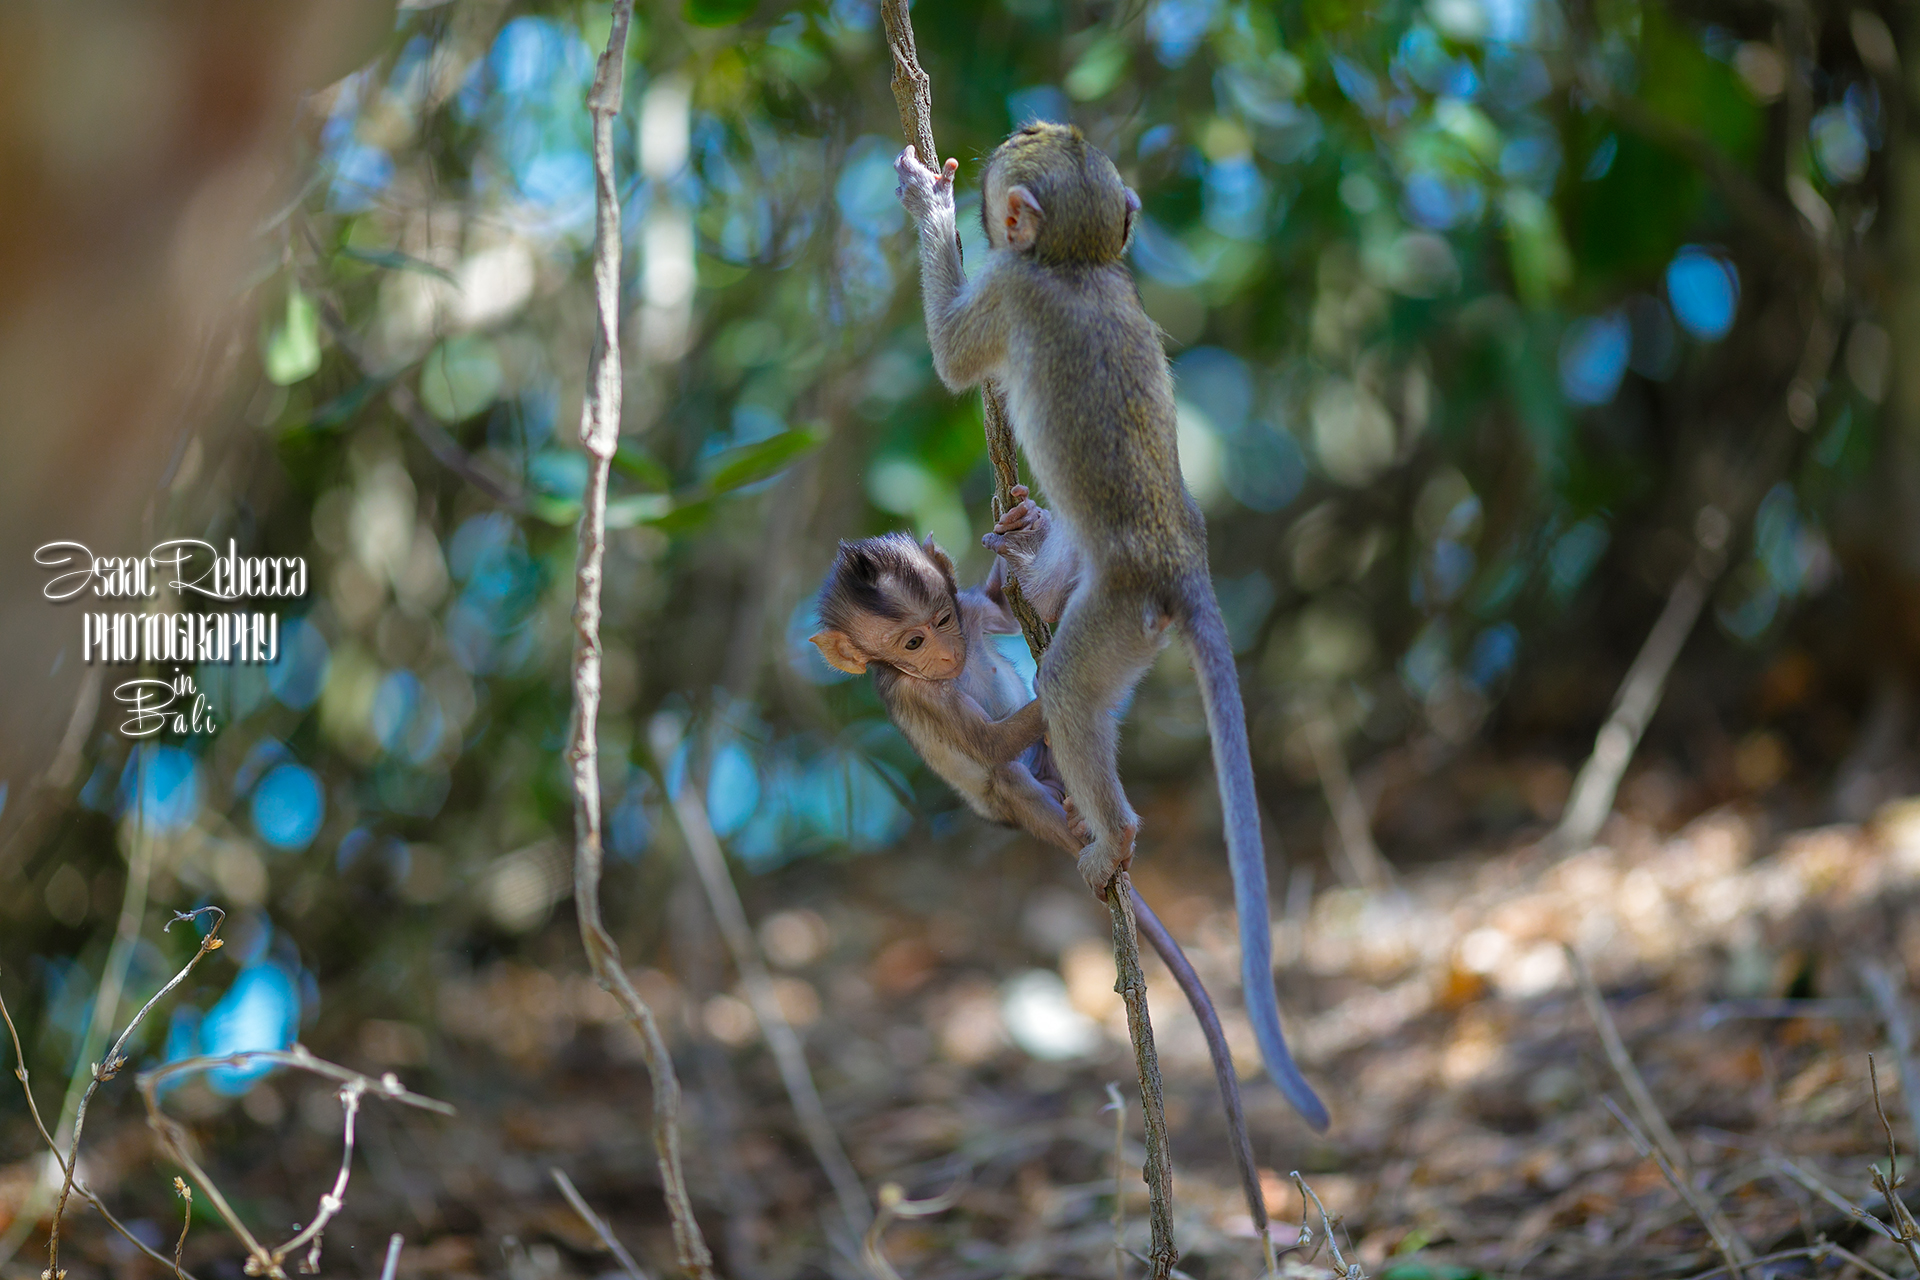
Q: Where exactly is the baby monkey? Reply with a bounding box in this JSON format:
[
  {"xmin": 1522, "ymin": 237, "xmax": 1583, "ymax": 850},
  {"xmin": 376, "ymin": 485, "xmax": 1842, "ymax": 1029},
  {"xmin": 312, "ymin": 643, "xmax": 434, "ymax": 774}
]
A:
[
  {"xmin": 810, "ymin": 503, "xmax": 1277, "ymax": 1237},
  {"xmin": 809, "ymin": 521, "xmax": 1076, "ymax": 849}
]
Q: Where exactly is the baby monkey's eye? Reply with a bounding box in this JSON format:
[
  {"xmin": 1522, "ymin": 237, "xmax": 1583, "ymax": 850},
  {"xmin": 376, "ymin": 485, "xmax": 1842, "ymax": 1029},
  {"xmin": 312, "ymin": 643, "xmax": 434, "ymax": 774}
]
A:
[
  {"xmin": 904, "ymin": 635, "xmax": 923, "ymax": 650},
  {"xmin": 937, "ymin": 612, "xmax": 953, "ymax": 628}
]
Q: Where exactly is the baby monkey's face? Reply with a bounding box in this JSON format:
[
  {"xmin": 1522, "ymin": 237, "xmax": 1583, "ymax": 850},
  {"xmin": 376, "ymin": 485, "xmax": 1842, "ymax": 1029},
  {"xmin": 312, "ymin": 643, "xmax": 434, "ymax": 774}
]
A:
[{"xmin": 854, "ymin": 595, "xmax": 965, "ymax": 681}]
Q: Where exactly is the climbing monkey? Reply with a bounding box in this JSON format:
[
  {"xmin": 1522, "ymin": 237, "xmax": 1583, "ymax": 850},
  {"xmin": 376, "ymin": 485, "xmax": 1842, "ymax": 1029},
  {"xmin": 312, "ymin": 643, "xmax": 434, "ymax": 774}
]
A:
[
  {"xmin": 895, "ymin": 123, "xmax": 1330, "ymax": 1131},
  {"xmin": 808, "ymin": 514, "xmax": 1280, "ymax": 1229}
]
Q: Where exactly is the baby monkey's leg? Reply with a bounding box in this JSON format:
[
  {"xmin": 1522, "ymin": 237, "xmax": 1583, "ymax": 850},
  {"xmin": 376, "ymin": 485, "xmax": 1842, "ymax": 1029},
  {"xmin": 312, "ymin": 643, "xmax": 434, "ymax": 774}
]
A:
[
  {"xmin": 985, "ymin": 760, "xmax": 1086, "ymax": 854},
  {"xmin": 1038, "ymin": 586, "xmax": 1161, "ymax": 892}
]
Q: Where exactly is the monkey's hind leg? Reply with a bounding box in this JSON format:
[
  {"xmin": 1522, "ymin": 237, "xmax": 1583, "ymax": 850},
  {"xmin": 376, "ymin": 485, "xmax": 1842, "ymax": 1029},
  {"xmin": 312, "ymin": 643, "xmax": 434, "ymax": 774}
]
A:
[
  {"xmin": 1036, "ymin": 587, "xmax": 1162, "ymax": 892},
  {"xmin": 984, "ymin": 760, "xmax": 1086, "ymax": 854}
]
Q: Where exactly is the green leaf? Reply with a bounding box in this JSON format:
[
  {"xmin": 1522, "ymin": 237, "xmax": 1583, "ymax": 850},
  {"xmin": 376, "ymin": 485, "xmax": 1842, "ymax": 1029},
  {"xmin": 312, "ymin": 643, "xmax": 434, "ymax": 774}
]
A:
[
  {"xmin": 1065, "ymin": 36, "xmax": 1130, "ymax": 101},
  {"xmin": 528, "ymin": 495, "xmax": 582, "ymax": 526},
  {"xmin": 263, "ymin": 286, "xmax": 322, "ymax": 386},
  {"xmin": 1500, "ymin": 189, "xmax": 1571, "ymax": 307},
  {"xmin": 683, "ymin": 0, "xmax": 756, "ymax": 26},
  {"xmin": 305, "ymin": 376, "xmax": 391, "ymax": 431},
  {"xmin": 1380, "ymin": 1265, "xmax": 1488, "ymax": 1280},
  {"xmin": 606, "ymin": 494, "xmax": 675, "ymax": 528},
  {"xmin": 1639, "ymin": 8, "xmax": 1760, "ymax": 164},
  {"xmin": 418, "ymin": 336, "xmax": 503, "ymax": 423},
  {"xmin": 612, "ymin": 444, "xmax": 672, "ymax": 492},
  {"xmin": 338, "ymin": 245, "xmax": 459, "ymax": 285},
  {"xmin": 648, "ymin": 497, "xmax": 716, "ymax": 533},
  {"xmin": 703, "ymin": 425, "xmax": 825, "ymax": 495}
]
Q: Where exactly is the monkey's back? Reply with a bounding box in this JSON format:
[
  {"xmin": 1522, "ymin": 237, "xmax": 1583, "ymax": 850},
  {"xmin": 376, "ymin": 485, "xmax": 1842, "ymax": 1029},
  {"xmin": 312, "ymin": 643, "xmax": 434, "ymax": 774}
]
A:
[{"xmin": 997, "ymin": 260, "xmax": 1205, "ymax": 582}]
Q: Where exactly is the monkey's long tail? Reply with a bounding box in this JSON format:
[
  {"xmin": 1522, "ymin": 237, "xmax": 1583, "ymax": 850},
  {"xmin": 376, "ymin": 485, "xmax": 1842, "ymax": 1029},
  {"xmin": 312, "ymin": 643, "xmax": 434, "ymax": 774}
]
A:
[
  {"xmin": 1180, "ymin": 581, "xmax": 1332, "ymax": 1132},
  {"xmin": 1130, "ymin": 887, "xmax": 1268, "ymax": 1234}
]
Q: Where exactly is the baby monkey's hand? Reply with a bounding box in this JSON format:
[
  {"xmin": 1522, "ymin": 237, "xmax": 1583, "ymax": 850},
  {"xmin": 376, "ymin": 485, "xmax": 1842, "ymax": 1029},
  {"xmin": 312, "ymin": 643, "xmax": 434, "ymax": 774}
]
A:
[
  {"xmin": 894, "ymin": 146, "xmax": 957, "ymax": 222},
  {"xmin": 981, "ymin": 483, "xmax": 1049, "ymax": 573}
]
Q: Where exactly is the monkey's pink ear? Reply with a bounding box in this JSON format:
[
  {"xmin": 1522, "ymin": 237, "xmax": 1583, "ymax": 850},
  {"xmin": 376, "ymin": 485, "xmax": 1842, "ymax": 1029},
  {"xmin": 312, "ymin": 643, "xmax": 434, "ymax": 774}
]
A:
[
  {"xmin": 1005, "ymin": 185, "xmax": 1044, "ymax": 252},
  {"xmin": 920, "ymin": 535, "xmax": 958, "ymax": 586},
  {"xmin": 809, "ymin": 630, "xmax": 869, "ymax": 675}
]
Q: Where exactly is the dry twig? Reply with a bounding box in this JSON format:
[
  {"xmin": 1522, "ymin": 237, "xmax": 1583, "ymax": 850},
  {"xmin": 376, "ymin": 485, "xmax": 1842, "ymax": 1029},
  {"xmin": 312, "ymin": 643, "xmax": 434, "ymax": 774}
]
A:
[
  {"xmin": 664, "ymin": 768, "xmax": 871, "ymax": 1234},
  {"xmin": 1859, "ymin": 962, "xmax": 1920, "ymax": 1161},
  {"xmin": 861, "ymin": 1179, "xmax": 964, "ymax": 1280},
  {"xmin": 551, "ymin": 1167, "xmax": 648, "ymax": 1280},
  {"xmin": 378, "ymin": 1235, "xmax": 405, "ymax": 1280},
  {"xmin": 1568, "ymin": 947, "xmax": 1691, "ymax": 1172},
  {"xmin": 1303, "ymin": 709, "xmax": 1391, "ymax": 892},
  {"xmin": 1103, "ymin": 1083, "xmax": 1127, "ymax": 1280},
  {"xmin": 136, "ymin": 1045, "xmax": 453, "ymax": 1279},
  {"xmin": 1571, "ymin": 946, "xmax": 1752, "ymax": 1274},
  {"xmin": 1867, "ymin": 1055, "xmax": 1920, "ymax": 1272},
  {"xmin": 172, "ymin": 1177, "xmax": 192, "ymax": 1280},
  {"xmin": 562, "ymin": 6, "xmax": 716, "ymax": 1278},
  {"xmin": 45, "ymin": 906, "xmax": 228, "ymax": 1280},
  {"xmin": 1602, "ymin": 1099, "xmax": 1748, "ymax": 1280},
  {"xmin": 1291, "ymin": 1172, "xmax": 1363, "ymax": 1279},
  {"xmin": 1771, "ymin": 1156, "xmax": 1900, "ymax": 1243},
  {"xmin": 1, "ymin": 966, "xmax": 210, "ymax": 1280},
  {"xmin": 1680, "ymin": 1243, "xmax": 1896, "ymax": 1280},
  {"xmin": 1108, "ymin": 876, "xmax": 1176, "ymax": 1279}
]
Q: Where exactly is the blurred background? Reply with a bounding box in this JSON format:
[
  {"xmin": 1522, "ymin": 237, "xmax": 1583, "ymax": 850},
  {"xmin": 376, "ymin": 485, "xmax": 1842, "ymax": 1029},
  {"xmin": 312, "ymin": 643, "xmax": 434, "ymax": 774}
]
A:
[{"xmin": 3, "ymin": 0, "xmax": 1920, "ymax": 1276}]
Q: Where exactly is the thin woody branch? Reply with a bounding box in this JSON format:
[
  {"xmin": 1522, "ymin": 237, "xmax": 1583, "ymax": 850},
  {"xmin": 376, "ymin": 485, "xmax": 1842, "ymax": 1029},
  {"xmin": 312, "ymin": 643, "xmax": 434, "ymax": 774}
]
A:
[{"xmin": 566, "ymin": 7, "xmax": 715, "ymax": 1277}]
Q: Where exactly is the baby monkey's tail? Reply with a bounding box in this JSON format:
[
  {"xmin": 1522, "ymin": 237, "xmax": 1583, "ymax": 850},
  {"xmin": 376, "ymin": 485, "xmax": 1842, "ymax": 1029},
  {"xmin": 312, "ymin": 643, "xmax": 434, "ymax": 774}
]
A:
[{"xmin": 1178, "ymin": 577, "xmax": 1331, "ymax": 1132}]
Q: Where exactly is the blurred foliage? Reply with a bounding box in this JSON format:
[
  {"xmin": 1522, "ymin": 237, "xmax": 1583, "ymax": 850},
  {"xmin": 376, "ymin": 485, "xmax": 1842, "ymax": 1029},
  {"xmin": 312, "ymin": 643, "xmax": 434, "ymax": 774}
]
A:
[{"xmin": 6, "ymin": 0, "xmax": 1909, "ymax": 1087}]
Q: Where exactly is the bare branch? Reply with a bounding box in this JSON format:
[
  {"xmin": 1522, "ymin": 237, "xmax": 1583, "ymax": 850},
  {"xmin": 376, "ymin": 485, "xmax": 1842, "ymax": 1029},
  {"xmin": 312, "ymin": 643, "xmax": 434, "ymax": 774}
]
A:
[
  {"xmin": 1771, "ymin": 1156, "xmax": 1898, "ymax": 1241},
  {"xmin": 1108, "ymin": 877, "xmax": 1175, "ymax": 1280},
  {"xmin": 1601, "ymin": 1098, "xmax": 1746, "ymax": 1280},
  {"xmin": 1290, "ymin": 1173, "xmax": 1362, "ymax": 1280},
  {"xmin": 46, "ymin": 907, "xmax": 228, "ymax": 1280},
  {"xmin": 1867, "ymin": 1055, "xmax": 1920, "ymax": 1272},
  {"xmin": 665, "ymin": 768, "xmax": 871, "ymax": 1234},
  {"xmin": 862, "ymin": 1179, "xmax": 963, "ymax": 1280},
  {"xmin": 563, "ymin": 7, "xmax": 715, "ymax": 1278},
  {"xmin": 1103, "ymin": 1083, "xmax": 1127, "ymax": 1280},
  {"xmin": 879, "ymin": 0, "xmax": 1048, "ymax": 658},
  {"xmin": 1859, "ymin": 962, "xmax": 1920, "ymax": 1161},
  {"xmin": 173, "ymin": 1177, "xmax": 192, "ymax": 1280},
  {"xmin": 378, "ymin": 1235, "xmax": 404, "ymax": 1280},
  {"xmin": 551, "ymin": 1168, "xmax": 648, "ymax": 1280},
  {"xmin": 136, "ymin": 1047, "xmax": 451, "ymax": 1279}
]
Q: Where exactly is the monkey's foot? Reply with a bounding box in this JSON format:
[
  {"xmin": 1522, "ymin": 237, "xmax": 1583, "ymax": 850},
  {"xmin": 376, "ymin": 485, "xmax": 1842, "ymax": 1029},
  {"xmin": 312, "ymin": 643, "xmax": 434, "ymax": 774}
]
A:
[
  {"xmin": 894, "ymin": 146, "xmax": 957, "ymax": 221},
  {"xmin": 1075, "ymin": 827, "xmax": 1134, "ymax": 896}
]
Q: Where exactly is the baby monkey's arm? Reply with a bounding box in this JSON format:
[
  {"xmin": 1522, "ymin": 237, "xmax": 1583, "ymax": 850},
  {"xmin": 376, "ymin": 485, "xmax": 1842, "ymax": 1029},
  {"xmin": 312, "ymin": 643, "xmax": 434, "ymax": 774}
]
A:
[{"xmin": 889, "ymin": 676, "xmax": 1044, "ymax": 766}]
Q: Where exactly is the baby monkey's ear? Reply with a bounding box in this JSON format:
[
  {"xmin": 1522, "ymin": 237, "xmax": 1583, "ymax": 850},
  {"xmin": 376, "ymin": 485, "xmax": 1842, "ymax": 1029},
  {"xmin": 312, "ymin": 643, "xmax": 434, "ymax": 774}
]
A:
[
  {"xmin": 809, "ymin": 630, "xmax": 869, "ymax": 675},
  {"xmin": 920, "ymin": 535, "xmax": 958, "ymax": 592},
  {"xmin": 1005, "ymin": 185, "xmax": 1044, "ymax": 252}
]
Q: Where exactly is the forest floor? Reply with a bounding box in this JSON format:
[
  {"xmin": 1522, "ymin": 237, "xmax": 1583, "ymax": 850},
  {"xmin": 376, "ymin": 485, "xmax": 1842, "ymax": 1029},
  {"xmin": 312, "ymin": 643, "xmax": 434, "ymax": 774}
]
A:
[{"xmin": 6, "ymin": 767, "xmax": 1920, "ymax": 1280}]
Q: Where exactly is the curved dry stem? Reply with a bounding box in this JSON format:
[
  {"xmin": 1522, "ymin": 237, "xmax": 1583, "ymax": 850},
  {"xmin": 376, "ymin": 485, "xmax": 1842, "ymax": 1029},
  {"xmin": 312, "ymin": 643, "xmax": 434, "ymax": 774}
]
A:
[
  {"xmin": 136, "ymin": 1046, "xmax": 452, "ymax": 1280},
  {"xmin": 46, "ymin": 906, "xmax": 227, "ymax": 1280},
  {"xmin": 564, "ymin": 5, "xmax": 715, "ymax": 1277}
]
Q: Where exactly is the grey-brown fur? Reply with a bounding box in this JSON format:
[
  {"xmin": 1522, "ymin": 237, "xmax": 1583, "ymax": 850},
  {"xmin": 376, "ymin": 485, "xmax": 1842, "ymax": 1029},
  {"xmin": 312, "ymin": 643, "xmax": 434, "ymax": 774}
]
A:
[{"xmin": 895, "ymin": 123, "xmax": 1330, "ymax": 1131}]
